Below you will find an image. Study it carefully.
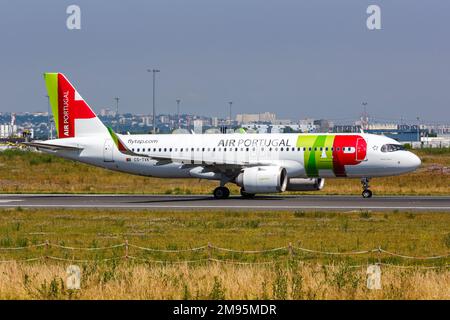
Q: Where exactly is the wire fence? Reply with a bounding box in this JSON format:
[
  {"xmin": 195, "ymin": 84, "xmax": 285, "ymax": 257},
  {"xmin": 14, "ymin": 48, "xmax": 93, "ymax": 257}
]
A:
[{"xmin": 0, "ymin": 241, "xmax": 449, "ymax": 269}]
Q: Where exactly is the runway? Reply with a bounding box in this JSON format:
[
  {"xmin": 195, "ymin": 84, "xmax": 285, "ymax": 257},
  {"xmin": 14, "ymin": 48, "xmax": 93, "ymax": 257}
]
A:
[{"xmin": 0, "ymin": 194, "xmax": 450, "ymax": 211}]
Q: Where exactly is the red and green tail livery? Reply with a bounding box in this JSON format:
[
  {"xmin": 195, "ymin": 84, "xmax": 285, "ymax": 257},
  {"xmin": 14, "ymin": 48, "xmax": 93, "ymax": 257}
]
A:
[{"xmin": 44, "ymin": 73, "xmax": 105, "ymax": 138}]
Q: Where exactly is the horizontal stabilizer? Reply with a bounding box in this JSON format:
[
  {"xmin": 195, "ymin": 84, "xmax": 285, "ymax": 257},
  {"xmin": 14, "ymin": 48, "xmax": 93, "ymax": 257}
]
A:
[{"xmin": 23, "ymin": 141, "xmax": 83, "ymax": 151}]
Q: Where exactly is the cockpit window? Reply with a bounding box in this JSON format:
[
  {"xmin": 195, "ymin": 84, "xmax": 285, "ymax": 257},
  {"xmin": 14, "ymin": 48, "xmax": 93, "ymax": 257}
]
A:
[{"xmin": 381, "ymin": 144, "xmax": 406, "ymax": 152}]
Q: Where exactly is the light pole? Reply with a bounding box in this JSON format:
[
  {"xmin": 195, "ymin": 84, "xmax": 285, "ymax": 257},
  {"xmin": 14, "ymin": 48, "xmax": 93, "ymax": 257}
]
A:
[
  {"xmin": 416, "ymin": 116, "xmax": 420, "ymax": 142},
  {"xmin": 46, "ymin": 95, "xmax": 52, "ymax": 140},
  {"xmin": 228, "ymin": 101, "xmax": 233, "ymax": 127},
  {"xmin": 147, "ymin": 69, "xmax": 160, "ymax": 134},
  {"xmin": 176, "ymin": 99, "xmax": 181, "ymax": 129},
  {"xmin": 114, "ymin": 97, "xmax": 119, "ymax": 132},
  {"xmin": 361, "ymin": 102, "xmax": 368, "ymax": 130}
]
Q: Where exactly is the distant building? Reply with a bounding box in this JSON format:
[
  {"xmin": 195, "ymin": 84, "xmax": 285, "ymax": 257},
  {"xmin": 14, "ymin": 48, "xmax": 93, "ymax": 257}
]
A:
[
  {"xmin": 0, "ymin": 124, "xmax": 17, "ymax": 138},
  {"xmin": 235, "ymin": 112, "xmax": 276, "ymax": 124},
  {"xmin": 333, "ymin": 123, "xmax": 421, "ymax": 142},
  {"xmin": 298, "ymin": 119, "xmax": 317, "ymax": 132},
  {"xmin": 314, "ymin": 119, "xmax": 333, "ymax": 133},
  {"xmin": 193, "ymin": 119, "xmax": 203, "ymax": 134}
]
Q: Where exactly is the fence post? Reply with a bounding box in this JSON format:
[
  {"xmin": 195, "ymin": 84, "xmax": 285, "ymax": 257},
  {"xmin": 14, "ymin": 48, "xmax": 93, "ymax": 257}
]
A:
[
  {"xmin": 45, "ymin": 240, "xmax": 49, "ymax": 262},
  {"xmin": 207, "ymin": 242, "xmax": 212, "ymax": 261},
  {"xmin": 125, "ymin": 239, "xmax": 129, "ymax": 260},
  {"xmin": 377, "ymin": 245, "xmax": 382, "ymax": 265},
  {"xmin": 288, "ymin": 242, "xmax": 293, "ymax": 258}
]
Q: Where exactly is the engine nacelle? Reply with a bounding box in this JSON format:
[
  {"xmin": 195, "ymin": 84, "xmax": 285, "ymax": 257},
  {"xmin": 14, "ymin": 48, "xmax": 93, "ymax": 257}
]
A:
[
  {"xmin": 286, "ymin": 178, "xmax": 325, "ymax": 191},
  {"xmin": 235, "ymin": 166, "xmax": 288, "ymax": 194}
]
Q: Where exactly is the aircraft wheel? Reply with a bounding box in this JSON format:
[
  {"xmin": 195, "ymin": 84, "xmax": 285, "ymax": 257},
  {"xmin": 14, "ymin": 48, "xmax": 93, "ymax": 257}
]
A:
[
  {"xmin": 362, "ymin": 189, "xmax": 373, "ymax": 198},
  {"xmin": 240, "ymin": 188, "xmax": 255, "ymax": 199},
  {"xmin": 213, "ymin": 186, "xmax": 230, "ymax": 199}
]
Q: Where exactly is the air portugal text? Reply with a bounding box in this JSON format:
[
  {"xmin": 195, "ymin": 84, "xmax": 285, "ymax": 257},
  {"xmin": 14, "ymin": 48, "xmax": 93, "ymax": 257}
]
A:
[{"xmin": 218, "ymin": 138, "xmax": 292, "ymax": 148}]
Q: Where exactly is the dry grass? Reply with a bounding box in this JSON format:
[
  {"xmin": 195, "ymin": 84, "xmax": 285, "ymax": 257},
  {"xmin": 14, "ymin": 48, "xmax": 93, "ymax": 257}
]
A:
[
  {"xmin": 1, "ymin": 209, "xmax": 450, "ymax": 262},
  {"xmin": 0, "ymin": 149, "xmax": 449, "ymax": 195},
  {"xmin": 0, "ymin": 262, "xmax": 448, "ymax": 300},
  {"xmin": 0, "ymin": 208, "xmax": 449, "ymax": 299}
]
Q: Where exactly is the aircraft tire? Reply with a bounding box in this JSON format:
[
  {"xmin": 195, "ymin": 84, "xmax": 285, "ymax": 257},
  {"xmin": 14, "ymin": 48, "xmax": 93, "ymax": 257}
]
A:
[
  {"xmin": 213, "ymin": 186, "xmax": 230, "ymax": 199},
  {"xmin": 362, "ymin": 189, "xmax": 373, "ymax": 198}
]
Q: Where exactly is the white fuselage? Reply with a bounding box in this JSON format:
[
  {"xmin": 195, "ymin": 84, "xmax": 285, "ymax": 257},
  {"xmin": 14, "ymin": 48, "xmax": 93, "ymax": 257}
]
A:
[{"xmin": 42, "ymin": 132, "xmax": 421, "ymax": 181}]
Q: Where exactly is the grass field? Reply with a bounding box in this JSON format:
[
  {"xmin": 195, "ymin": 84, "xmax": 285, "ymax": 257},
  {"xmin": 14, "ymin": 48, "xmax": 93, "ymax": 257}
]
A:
[
  {"xmin": 0, "ymin": 148, "xmax": 449, "ymax": 195},
  {"xmin": 0, "ymin": 208, "xmax": 449, "ymax": 299}
]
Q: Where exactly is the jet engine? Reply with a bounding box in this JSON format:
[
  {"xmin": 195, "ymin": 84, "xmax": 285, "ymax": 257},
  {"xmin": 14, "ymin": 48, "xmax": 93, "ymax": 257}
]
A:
[
  {"xmin": 286, "ymin": 178, "xmax": 325, "ymax": 191},
  {"xmin": 235, "ymin": 166, "xmax": 288, "ymax": 194}
]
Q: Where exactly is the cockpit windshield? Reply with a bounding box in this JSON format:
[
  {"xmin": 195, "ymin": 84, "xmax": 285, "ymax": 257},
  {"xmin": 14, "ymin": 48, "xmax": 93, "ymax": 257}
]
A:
[{"xmin": 381, "ymin": 144, "xmax": 406, "ymax": 152}]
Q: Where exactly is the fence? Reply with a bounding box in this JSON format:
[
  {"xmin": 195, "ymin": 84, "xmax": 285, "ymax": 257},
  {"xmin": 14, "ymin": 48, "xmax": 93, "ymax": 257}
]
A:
[{"xmin": 1, "ymin": 241, "xmax": 449, "ymax": 269}]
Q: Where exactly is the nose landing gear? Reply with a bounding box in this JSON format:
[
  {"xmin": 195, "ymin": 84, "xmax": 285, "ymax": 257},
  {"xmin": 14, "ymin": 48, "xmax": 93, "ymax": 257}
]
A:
[{"xmin": 361, "ymin": 178, "xmax": 373, "ymax": 198}]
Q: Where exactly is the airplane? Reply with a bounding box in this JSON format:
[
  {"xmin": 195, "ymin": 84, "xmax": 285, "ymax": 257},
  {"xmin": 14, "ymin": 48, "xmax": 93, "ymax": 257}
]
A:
[{"xmin": 26, "ymin": 73, "xmax": 422, "ymax": 199}]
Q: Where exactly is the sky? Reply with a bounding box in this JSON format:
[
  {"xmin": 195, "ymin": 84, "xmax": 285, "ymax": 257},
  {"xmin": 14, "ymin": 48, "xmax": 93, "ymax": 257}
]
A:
[{"xmin": 0, "ymin": 0, "xmax": 449, "ymax": 123}]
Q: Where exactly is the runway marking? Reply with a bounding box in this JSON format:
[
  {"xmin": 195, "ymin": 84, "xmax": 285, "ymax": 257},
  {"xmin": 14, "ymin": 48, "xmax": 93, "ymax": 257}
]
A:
[
  {"xmin": 0, "ymin": 200, "xmax": 23, "ymax": 203},
  {"xmin": 0, "ymin": 204, "xmax": 449, "ymax": 210},
  {"xmin": 1, "ymin": 194, "xmax": 450, "ymax": 199}
]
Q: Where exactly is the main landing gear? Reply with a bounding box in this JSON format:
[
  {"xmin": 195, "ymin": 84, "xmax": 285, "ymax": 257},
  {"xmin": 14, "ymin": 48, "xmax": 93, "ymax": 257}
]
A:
[
  {"xmin": 240, "ymin": 188, "xmax": 255, "ymax": 199},
  {"xmin": 361, "ymin": 178, "xmax": 373, "ymax": 198},
  {"xmin": 213, "ymin": 186, "xmax": 230, "ymax": 199}
]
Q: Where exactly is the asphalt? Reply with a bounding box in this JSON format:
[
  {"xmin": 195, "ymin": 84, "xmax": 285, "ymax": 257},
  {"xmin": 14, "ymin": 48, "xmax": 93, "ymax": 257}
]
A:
[{"xmin": 0, "ymin": 194, "xmax": 450, "ymax": 211}]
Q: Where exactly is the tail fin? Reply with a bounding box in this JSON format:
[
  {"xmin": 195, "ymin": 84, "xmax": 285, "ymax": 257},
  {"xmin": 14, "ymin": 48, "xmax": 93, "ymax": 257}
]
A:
[{"xmin": 44, "ymin": 73, "xmax": 107, "ymax": 139}]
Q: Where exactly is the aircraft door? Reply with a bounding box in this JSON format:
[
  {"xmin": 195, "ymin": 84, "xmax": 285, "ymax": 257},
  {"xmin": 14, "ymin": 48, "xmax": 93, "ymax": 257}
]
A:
[
  {"xmin": 103, "ymin": 139, "xmax": 114, "ymax": 162},
  {"xmin": 356, "ymin": 138, "xmax": 367, "ymax": 161}
]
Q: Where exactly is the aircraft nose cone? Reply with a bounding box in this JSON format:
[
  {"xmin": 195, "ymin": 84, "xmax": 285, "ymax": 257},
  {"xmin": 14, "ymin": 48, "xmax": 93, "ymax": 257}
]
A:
[{"xmin": 407, "ymin": 152, "xmax": 421, "ymax": 170}]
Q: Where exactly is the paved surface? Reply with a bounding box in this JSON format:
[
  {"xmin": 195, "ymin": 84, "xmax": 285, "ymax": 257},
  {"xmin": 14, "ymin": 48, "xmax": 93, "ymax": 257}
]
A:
[{"xmin": 0, "ymin": 194, "xmax": 450, "ymax": 211}]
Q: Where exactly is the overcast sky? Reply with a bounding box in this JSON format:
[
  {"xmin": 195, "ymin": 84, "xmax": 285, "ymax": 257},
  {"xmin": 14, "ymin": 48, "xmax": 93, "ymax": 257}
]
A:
[{"xmin": 0, "ymin": 0, "xmax": 449, "ymax": 123}]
